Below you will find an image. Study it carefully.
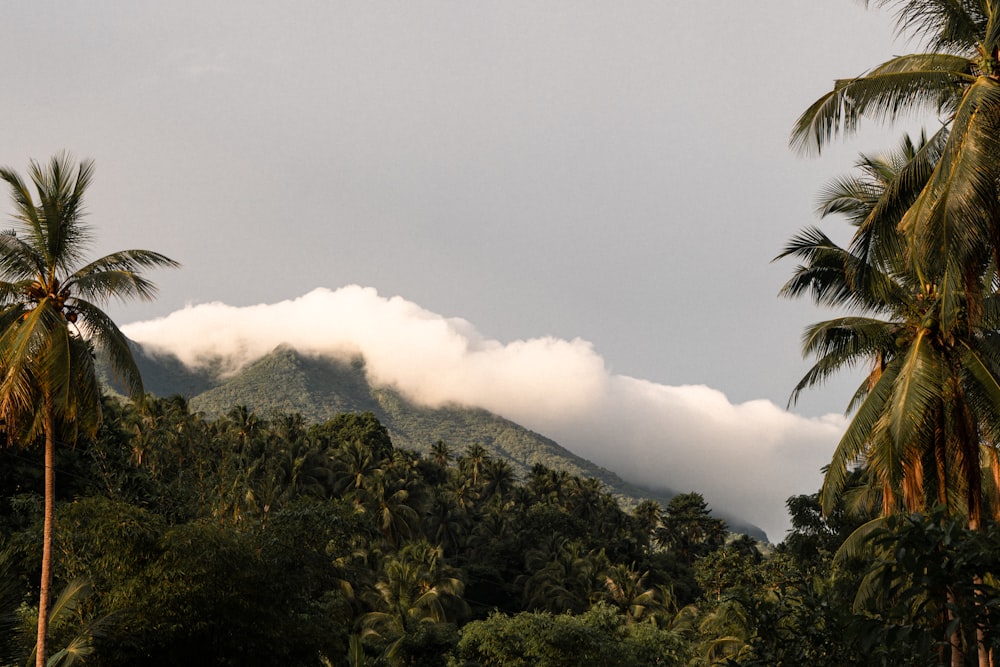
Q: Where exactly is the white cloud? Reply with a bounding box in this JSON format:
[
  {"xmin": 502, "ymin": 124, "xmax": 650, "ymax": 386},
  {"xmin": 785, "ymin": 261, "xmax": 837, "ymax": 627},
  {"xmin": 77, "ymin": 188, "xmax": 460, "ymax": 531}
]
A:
[{"xmin": 122, "ymin": 285, "xmax": 845, "ymax": 540}]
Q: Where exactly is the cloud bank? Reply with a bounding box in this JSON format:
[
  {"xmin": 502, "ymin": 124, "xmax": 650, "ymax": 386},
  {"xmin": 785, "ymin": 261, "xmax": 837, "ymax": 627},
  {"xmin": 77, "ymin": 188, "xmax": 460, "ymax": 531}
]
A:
[{"xmin": 122, "ymin": 286, "xmax": 845, "ymax": 540}]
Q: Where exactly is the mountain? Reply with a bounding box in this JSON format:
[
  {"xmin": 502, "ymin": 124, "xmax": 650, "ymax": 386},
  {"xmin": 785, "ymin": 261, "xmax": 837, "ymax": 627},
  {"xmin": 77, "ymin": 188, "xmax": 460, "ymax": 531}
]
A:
[{"xmin": 128, "ymin": 343, "xmax": 767, "ymax": 540}]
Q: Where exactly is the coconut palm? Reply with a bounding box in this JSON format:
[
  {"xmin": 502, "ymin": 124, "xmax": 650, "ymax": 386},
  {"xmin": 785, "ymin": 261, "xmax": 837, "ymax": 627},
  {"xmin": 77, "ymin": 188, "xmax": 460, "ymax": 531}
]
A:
[
  {"xmin": 333, "ymin": 438, "xmax": 385, "ymax": 499},
  {"xmin": 780, "ymin": 134, "xmax": 1000, "ymax": 665},
  {"xmin": 597, "ymin": 563, "xmax": 672, "ymax": 626},
  {"xmin": 429, "ymin": 439, "xmax": 452, "ymax": 468},
  {"xmin": 360, "ymin": 541, "xmax": 468, "ymax": 665},
  {"xmin": 458, "ymin": 443, "xmax": 489, "ymax": 487},
  {"xmin": 791, "ymin": 0, "xmax": 1000, "ymax": 341},
  {"xmin": 779, "ymin": 135, "xmax": 1000, "ymax": 527},
  {"xmin": 519, "ymin": 535, "xmax": 608, "ymax": 614},
  {"xmin": 631, "ymin": 499, "xmax": 663, "ymax": 551},
  {"xmin": 478, "ymin": 457, "xmax": 515, "ymax": 505},
  {"xmin": 0, "ymin": 154, "xmax": 177, "ymax": 666},
  {"xmin": 367, "ymin": 476, "xmax": 424, "ymax": 548},
  {"xmin": 425, "ymin": 490, "xmax": 469, "ymax": 555}
]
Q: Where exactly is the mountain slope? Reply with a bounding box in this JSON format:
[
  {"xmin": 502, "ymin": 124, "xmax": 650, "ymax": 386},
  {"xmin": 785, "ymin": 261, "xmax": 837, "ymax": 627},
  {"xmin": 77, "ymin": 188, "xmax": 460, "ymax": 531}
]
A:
[
  {"xmin": 184, "ymin": 347, "xmax": 658, "ymax": 499},
  {"xmin": 131, "ymin": 344, "xmax": 766, "ymax": 539},
  {"xmin": 189, "ymin": 346, "xmax": 381, "ymax": 420}
]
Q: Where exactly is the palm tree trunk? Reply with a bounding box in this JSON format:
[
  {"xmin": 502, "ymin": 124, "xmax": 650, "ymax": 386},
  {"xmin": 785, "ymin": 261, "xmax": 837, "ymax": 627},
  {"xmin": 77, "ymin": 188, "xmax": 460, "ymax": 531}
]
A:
[
  {"xmin": 933, "ymin": 430, "xmax": 963, "ymax": 666},
  {"xmin": 35, "ymin": 402, "xmax": 55, "ymax": 667},
  {"xmin": 945, "ymin": 586, "xmax": 963, "ymax": 667},
  {"xmin": 968, "ymin": 517, "xmax": 989, "ymax": 667}
]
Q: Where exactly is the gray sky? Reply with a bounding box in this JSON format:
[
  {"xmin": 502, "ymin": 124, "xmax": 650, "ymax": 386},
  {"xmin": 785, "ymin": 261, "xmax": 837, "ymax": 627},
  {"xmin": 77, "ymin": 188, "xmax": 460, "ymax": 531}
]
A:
[{"xmin": 2, "ymin": 2, "xmax": 917, "ymax": 538}]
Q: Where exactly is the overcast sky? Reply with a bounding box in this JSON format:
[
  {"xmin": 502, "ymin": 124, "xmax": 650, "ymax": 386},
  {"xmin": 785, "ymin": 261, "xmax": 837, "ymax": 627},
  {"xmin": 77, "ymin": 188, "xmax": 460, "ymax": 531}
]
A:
[{"xmin": 2, "ymin": 3, "xmax": 920, "ymax": 538}]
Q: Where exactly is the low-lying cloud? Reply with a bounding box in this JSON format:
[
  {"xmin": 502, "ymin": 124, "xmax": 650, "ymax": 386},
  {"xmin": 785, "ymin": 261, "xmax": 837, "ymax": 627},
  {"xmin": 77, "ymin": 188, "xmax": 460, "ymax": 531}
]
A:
[{"xmin": 122, "ymin": 285, "xmax": 845, "ymax": 540}]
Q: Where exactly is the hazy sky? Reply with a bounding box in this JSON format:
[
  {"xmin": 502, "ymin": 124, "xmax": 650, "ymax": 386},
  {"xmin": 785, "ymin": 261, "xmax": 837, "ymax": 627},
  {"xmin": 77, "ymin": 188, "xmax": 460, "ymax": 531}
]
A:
[{"xmin": 3, "ymin": 3, "xmax": 920, "ymax": 538}]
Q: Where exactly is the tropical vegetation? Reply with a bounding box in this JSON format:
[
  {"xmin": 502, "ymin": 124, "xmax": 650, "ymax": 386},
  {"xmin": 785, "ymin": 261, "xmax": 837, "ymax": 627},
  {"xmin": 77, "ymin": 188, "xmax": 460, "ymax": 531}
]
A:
[
  {"xmin": 0, "ymin": 392, "xmax": 948, "ymax": 667},
  {"xmin": 0, "ymin": 155, "xmax": 177, "ymax": 667},
  {"xmin": 13, "ymin": 2, "xmax": 1000, "ymax": 665},
  {"xmin": 783, "ymin": 1, "xmax": 1000, "ymax": 664}
]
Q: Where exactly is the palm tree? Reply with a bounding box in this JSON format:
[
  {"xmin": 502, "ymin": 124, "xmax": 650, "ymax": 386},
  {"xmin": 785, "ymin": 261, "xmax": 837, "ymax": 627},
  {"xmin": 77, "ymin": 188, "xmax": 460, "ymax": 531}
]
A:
[
  {"xmin": 458, "ymin": 442, "xmax": 489, "ymax": 487},
  {"xmin": 367, "ymin": 476, "xmax": 423, "ymax": 548},
  {"xmin": 780, "ymin": 135, "xmax": 1000, "ymax": 526},
  {"xmin": 519, "ymin": 535, "xmax": 607, "ymax": 614},
  {"xmin": 429, "ymin": 439, "xmax": 452, "ymax": 468},
  {"xmin": 631, "ymin": 499, "xmax": 663, "ymax": 551},
  {"xmin": 791, "ymin": 0, "xmax": 1000, "ymax": 347},
  {"xmin": 333, "ymin": 437, "xmax": 385, "ymax": 499},
  {"xmin": 0, "ymin": 154, "xmax": 177, "ymax": 667},
  {"xmin": 565, "ymin": 476, "xmax": 607, "ymax": 524},
  {"xmin": 425, "ymin": 489, "xmax": 469, "ymax": 556},
  {"xmin": 597, "ymin": 563, "xmax": 672, "ymax": 626},
  {"xmin": 479, "ymin": 457, "xmax": 515, "ymax": 506},
  {"xmin": 360, "ymin": 541, "xmax": 468, "ymax": 665},
  {"xmin": 779, "ymin": 134, "xmax": 1000, "ymax": 665}
]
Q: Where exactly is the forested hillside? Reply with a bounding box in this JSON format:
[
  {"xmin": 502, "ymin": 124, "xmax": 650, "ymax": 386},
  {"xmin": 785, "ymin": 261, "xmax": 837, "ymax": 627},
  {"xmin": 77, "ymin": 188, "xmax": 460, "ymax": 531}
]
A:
[
  {"xmin": 5, "ymin": 396, "xmax": 1000, "ymax": 666},
  {"xmin": 124, "ymin": 344, "xmax": 765, "ymax": 538}
]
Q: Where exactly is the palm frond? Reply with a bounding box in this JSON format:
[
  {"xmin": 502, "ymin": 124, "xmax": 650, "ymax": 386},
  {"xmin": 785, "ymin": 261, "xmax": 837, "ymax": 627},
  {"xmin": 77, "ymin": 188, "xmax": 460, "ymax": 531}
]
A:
[
  {"xmin": 985, "ymin": 3, "xmax": 1000, "ymax": 54},
  {"xmin": 776, "ymin": 227, "xmax": 868, "ymax": 309},
  {"xmin": 789, "ymin": 317, "xmax": 897, "ymax": 407},
  {"xmin": 816, "ymin": 174, "xmax": 883, "ymax": 224},
  {"xmin": 850, "ymin": 127, "xmax": 947, "ymax": 277},
  {"xmin": 0, "ymin": 305, "xmax": 63, "ymax": 424},
  {"xmin": 865, "ymin": 0, "xmax": 987, "ymax": 52},
  {"xmin": 821, "ymin": 359, "xmax": 900, "ymax": 513},
  {"xmin": 888, "ymin": 329, "xmax": 941, "ymax": 447},
  {"xmin": 832, "ymin": 515, "xmax": 888, "ymax": 564},
  {"xmin": 0, "ymin": 234, "xmax": 43, "ymax": 285},
  {"xmin": 903, "ymin": 78, "xmax": 1000, "ymax": 288},
  {"xmin": 960, "ymin": 337, "xmax": 1000, "ymax": 407},
  {"xmin": 29, "ymin": 154, "xmax": 94, "ymax": 271},
  {"xmin": 0, "ymin": 167, "xmax": 43, "ymax": 239},
  {"xmin": 791, "ymin": 54, "xmax": 972, "ymax": 154},
  {"xmin": 68, "ymin": 250, "xmax": 180, "ymax": 304}
]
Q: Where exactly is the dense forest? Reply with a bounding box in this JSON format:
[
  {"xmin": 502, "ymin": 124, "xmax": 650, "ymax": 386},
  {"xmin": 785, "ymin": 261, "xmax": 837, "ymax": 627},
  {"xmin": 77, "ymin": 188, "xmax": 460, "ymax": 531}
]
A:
[{"xmin": 2, "ymin": 397, "xmax": 1000, "ymax": 666}]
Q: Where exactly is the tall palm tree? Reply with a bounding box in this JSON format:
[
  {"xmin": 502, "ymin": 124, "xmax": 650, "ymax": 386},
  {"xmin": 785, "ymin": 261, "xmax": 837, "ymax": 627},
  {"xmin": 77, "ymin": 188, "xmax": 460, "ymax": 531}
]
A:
[
  {"xmin": 779, "ymin": 134, "xmax": 1000, "ymax": 665},
  {"xmin": 459, "ymin": 442, "xmax": 489, "ymax": 487},
  {"xmin": 0, "ymin": 154, "xmax": 177, "ymax": 667},
  {"xmin": 780, "ymin": 135, "xmax": 1000, "ymax": 527},
  {"xmin": 791, "ymin": 0, "xmax": 1000, "ymax": 340}
]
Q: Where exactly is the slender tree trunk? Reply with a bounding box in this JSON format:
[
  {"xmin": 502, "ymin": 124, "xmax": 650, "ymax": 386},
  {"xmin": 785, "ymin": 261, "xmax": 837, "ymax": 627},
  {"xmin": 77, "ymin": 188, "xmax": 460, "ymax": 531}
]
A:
[
  {"xmin": 932, "ymin": 429, "xmax": 962, "ymax": 666},
  {"xmin": 35, "ymin": 404, "xmax": 55, "ymax": 667},
  {"xmin": 976, "ymin": 573, "xmax": 990, "ymax": 667},
  {"xmin": 967, "ymin": 516, "xmax": 990, "ymax": 667},
  {"xmin": 946, "ymin": 586, "xmax": 964, "ymax": 667}
]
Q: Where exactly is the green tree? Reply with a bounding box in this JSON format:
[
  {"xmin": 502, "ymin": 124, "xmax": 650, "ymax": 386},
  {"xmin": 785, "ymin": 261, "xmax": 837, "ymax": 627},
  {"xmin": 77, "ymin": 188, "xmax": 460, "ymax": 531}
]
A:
[
  {"xmin": 519, "ymin": 535, "xmax": 606, "ymax": 614},
  {"xmin": 0, "ymin": 154, "xmax": 176, "ymax": 666},
  {"xmin": 779, "ymin": 129, "xmax": 1000, "ymax": 664},
  {"xmin": 429, "ymin": 440, "xmax": 453, "ymax": 468},
  {"xmin": 783, "ymin": 133, "xmax": 1000, "ymax": 522},
  {"xmin": 362, "ymin": 541, "xmax": 467, "ymax": 665},
  {"xmin": 792, "ymin": 0, "xmax": 1000, "ymax": 335},
  {"xmin": 451, "ymin": 603, "xmax": 689, "ymax": 667},
  {"xmin": 457, "ymin": 443, "xmax": 489, "ymax": 489},
  {"xmin": 655, "ymin": 493, "xmax": 726, "ymax": 567},
  {"xmin": 596, "ymin": 563, "xmax": 672, "ymax": 626}
]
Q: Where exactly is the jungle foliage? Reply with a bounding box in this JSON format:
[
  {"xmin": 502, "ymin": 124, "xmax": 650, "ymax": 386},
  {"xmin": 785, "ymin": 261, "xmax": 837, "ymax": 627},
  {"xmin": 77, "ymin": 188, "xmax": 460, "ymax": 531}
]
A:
[{"xmin": 4, "ymin": 397, "xmax": 1000, "ymax": 665}]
